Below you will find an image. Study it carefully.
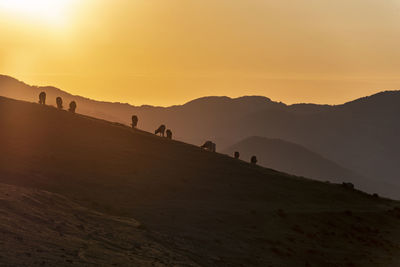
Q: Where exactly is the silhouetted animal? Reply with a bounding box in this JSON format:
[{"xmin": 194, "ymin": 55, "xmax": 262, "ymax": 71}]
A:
[
  {"xmin": 251, "ymin": 156, "xmax": 258, "ymax": 165},
  {"xmin": 166, "ymin": 129, "xmax": 172, "ymax": 139},
  {"xmin": 155, "ymin": 125, "xmax": 166, "ymax": 136},
  {"xmin": 38, "ymin": 92, "xmax": 46, "ymax": 105},
  {"xmin": 234, "ymin": 151, "xmax": 240, "ymax": 159},
  {"xmin": 56, "ymin": 97, "xmax": 63, "ymax": 109},
  {"xmin": 201, "ymin": 141, "xmax": 216, "ymax": 152},
  {"xmin": 342, "ymin": 182, "xmax": 354, "ymax": 190},
  {"xmin": 69, "ymin": 101, "xmax": 77, "ymax": 113},
  {"xmin": 131, "ymin": 115, "xmax": 138, "ymax": 128}
]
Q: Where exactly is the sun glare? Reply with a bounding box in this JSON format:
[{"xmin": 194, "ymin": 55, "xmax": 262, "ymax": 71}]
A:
[{"xmin": 0, "ymin": 0, "xmax": 74, "ymax": 25}]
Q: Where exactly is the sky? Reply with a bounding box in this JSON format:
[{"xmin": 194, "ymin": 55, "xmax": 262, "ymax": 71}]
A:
[{"xmin": 0, "ymin": 0, "xmax": 400, "ymax": 106}]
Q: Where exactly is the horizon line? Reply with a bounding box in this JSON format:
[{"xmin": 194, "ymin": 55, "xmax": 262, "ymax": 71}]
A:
[{"xmin": 1, "ymin": 73, "xmax": 398, "ymax": 108}]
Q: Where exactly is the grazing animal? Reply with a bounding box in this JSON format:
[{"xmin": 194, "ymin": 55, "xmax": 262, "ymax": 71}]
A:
[
  {"xmin": 166, "ymin": 129, "xmax": 173, "ymax": 139},
  {"xmin": 56, "ymin": 97, "xmax": 63, "ymax": 109},
  {"xmin": 131, "ymin": 115, "xmax": 138, "ymax": 128},
  {"xmin": 251, "ymin": 156, "xmax": 258, "ymax": 165},
  {"xmin": 342, "ymin": 182, "xmax": 355, "ymax": 190},
  {"xmin": 69, "ymin": 101, "xmax": 77, "ymax": 113},
  {"xmin": 234, "ymin": 151, "xmax": 240, "ymax": 159},
  {"xmin": 155, "ymin": 125, "xmax": 166, "ymax": 136},
  {"xmin": 201, "ymin": 141, "xmax": 216, "ymax": 152},
  {"xmin": 38, "ymin": 92, "xmax": 46, "ymax": 105}
]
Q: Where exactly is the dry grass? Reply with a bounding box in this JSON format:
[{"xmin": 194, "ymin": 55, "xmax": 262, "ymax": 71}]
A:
[{"xmin": 0, "ymin": 96, "xmax": 400, "ymax": 266}]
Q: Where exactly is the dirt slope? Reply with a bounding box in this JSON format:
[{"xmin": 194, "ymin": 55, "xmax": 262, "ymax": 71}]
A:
[
  {"xmin": 0, "ymin": 182, "xmax": 197, "ymax": 266},
  {"xmin": 1, "ymin": 96, "xmax": 400, "ymax": 266}
]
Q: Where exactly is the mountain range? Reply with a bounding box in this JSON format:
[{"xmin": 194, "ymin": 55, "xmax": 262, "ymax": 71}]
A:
[{"xmin": 1, "ymin": 74, "xmax": 399, "ymax": 198}]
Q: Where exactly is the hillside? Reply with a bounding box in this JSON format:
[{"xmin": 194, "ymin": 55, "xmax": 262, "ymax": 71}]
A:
[
  {"xmin": 0, "ymin": 75, "xmax": 283, "ymax": 146},
  {"xmin": 222, "ymin": 136, "xmax": 400, "ymax": 197},
  {"xmin": 0, "ymin": 183, "xmax": 196, "ymax": 266},
  {"xmin": 1, "ymin": 96, "xmax": 400, "ymax": 266},
  {"xmin": 0, "ymin": 74, "xmax": 135, "ymax": 123},
  {"xmin": 2, "ymin": 75, "xmax": 400, "ymax": 199}
]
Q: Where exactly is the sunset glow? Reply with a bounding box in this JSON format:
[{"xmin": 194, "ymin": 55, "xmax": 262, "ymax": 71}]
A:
[
  {"xmin": 1, "ymin": 0, "xmax": 400, "ymax": 106},
  {"xmin": 0, "ymin": 0, "xmax": 74, "ymax": 25},
  {"xmin": 2, "ymin": 2, "xmax": 400, "ymax": 265}
]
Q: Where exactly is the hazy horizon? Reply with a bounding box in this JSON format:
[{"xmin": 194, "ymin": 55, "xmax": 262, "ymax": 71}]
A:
[{"xmin": 2, "ymin": 73, "xmax": 395, "ymax": 108}]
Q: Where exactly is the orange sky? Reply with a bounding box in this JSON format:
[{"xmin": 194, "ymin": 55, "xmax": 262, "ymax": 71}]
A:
[{"xmin": 1, "ymin": 0, "xmax": 400, "ymax": 106}]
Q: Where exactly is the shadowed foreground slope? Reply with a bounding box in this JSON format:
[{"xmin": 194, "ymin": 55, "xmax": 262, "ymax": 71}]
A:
[
  {"xmin": 1, "ymin": 96, "xmax": 400, "ymax": 266},
  {"xmin": 0, "ymin": 183, "xmax": 197, "ymax": 266}
]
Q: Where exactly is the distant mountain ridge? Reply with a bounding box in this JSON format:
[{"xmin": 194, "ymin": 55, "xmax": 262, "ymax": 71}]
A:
[
  {"xmin": 223, "ymin": 136, "xmax": 364, "ymax": 182},
  {"xmin": 1, "ymin": 74, "xmax": 400, "ymax": 198},
  {"xmin": 223, "ymin": 136, "xmax": 400, "ymax": 197}
]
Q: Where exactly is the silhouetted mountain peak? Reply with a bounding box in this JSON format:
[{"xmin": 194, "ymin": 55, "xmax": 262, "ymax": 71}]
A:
[
  {"xmin": 343, "ymin": 90, "xmax": 400, "ymax": 107},
  {"xmin": 184, "ymin": 95, "xmax": 273, "ymax": 106},
  {"xmin": 0, "ymin": 75, "xmax": 27, "ymax": 87},
  {"xmin": 234, "ymin": 95, "xmax": 272, "ymax": 102}
]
